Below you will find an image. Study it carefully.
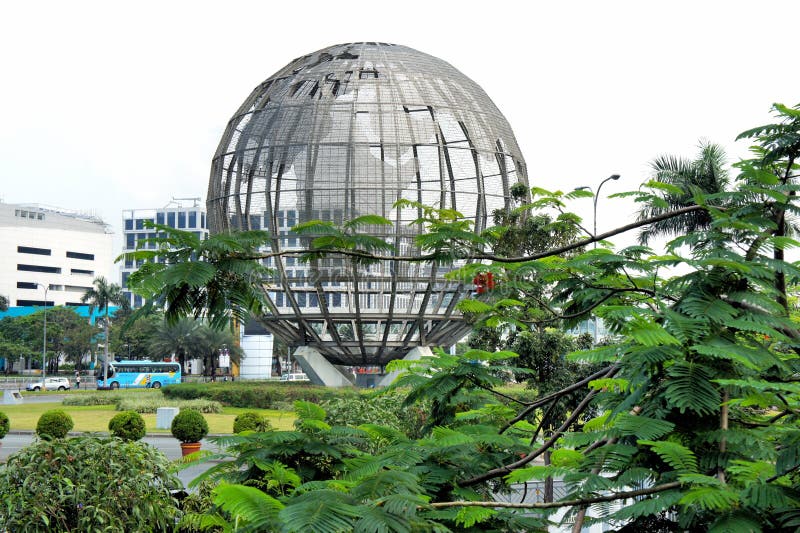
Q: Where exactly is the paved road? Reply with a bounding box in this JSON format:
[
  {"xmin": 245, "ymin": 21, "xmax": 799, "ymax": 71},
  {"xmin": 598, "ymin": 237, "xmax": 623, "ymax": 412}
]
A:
[
  {"xmin": 0, "ymin": 432, "xmax": 224, "ymax": 488},
  {"xmin": 3, "ymin": 393, "xmax": 68, "ymax": 404}
]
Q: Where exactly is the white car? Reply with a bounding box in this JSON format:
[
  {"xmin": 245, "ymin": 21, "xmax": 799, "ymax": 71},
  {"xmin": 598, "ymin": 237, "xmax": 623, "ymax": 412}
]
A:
[
  {"xmin": 280, "ymin": 373, "xmax": 310, "ymax": 382},
  {"xmin": 26, "ymin": 377, "xmax": 71, "ymax": 391}
]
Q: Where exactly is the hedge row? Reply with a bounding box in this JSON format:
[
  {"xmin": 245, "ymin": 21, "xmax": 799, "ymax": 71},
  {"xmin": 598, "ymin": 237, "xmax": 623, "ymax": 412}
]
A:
[
  {"xmin": 162, "ymin": 381, "xmax": 360, "ymax": 409},
  {"xmin": 115, "ymin": 397, "xmax": 222, "ymax": 414},
  {"xmin": 62, "ymin": 392, "xmax": 222, "ymax": 413},
  {"xmin": 62, "ymin": 389, "xmax": 162, "ymax": 407}
]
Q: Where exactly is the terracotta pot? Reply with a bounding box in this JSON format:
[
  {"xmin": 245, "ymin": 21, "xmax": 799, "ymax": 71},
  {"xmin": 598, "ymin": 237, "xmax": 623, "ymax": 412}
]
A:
[{"xmin": 180, "ymin": 442, "xmax": 201, "ymax": 457}]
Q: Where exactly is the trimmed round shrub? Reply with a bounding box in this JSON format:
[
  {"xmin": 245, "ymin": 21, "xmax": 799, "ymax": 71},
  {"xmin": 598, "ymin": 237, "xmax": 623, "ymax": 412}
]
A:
[
  {"xmin": 233, "ymin": 411, "xmax": 273, "ymax": 433},
  {"xmin": 36, "ymin": 409, "xmax": 74, "ymax": 439},
  {"xmin": 108, "ymin": 410, "xmax": 146, "ymax": 441},
  {"xmin": 0, "ymin": 435, "xmax": 180, "ymax": 530},
  {"xmin": 0, "ymin": 411, "xmax": 9, "ymax": 439},
  {"xmin": 171, "ymin": 409, "xmax": 208, "ymax": 443}
]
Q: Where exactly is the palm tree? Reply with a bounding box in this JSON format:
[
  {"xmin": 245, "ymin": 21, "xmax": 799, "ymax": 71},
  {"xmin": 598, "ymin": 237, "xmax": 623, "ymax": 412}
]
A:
[
  {"xmin": 636, "ymin": 141, "xmax": 730, "ymax": 245},
  {"xmin": 147, "ymin": 318, "xmax": 201, "ymax": 374},
  {"xmin": 196, "ymin": 324, "xmax": 245, "ymax": 378},
  {"xmin": 81, "ymin": 277, "xmax": 126, "ymax": 385}
]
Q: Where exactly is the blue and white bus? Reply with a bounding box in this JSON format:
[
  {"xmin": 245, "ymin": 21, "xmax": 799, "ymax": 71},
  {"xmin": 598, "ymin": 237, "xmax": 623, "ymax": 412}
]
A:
[{"xmin": 95, "ymin": 360, "xmax": 181, "ymax": 390}]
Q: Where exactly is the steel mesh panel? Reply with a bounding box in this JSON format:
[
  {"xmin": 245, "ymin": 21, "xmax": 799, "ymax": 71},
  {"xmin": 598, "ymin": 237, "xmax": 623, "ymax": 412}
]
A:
[{"xmin": 208, "ymin": 43, "xmax": 528, "ymax": 366}]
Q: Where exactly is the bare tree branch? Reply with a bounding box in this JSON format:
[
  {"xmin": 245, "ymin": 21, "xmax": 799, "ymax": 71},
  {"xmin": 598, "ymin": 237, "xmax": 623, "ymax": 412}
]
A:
[
  {"xmin": 430, "ymin": 481, "xmax": 682, "ymax": 510},
  {"xmin": 498, "ymin": 364, "xmax": 619, "ymax": 434},
  {"xmin": 459, "ymin": 387, "xmax": 600, "ymax": 487}
]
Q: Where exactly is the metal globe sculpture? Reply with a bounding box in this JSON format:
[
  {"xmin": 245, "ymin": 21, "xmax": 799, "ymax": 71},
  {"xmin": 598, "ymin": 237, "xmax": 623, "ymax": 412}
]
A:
[{"xmin": 207, "ymin": 42, "xmax": 528, "ymax": 367}]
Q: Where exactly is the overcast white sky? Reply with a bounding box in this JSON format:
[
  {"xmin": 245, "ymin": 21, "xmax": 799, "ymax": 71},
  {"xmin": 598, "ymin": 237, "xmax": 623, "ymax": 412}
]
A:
[{"xmin": 1, "ymin": 0, "xmax": 798, "ymax": 256}]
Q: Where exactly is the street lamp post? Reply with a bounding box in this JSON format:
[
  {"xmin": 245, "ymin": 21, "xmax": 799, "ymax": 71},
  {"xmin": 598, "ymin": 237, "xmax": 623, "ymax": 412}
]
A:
[
  {"xmin": 575, "ymin": 174, "xmax": 621, "ymax": 341},
  {"xmin": 36, "ymin": 283, "xmax": 49, "ymax": 390}
]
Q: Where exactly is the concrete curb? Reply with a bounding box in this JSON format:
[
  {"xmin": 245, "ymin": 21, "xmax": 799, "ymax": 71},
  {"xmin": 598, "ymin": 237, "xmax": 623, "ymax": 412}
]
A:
[{"xmin": 8, "ymin": 430, "xmax": 232, "ymax": 438}]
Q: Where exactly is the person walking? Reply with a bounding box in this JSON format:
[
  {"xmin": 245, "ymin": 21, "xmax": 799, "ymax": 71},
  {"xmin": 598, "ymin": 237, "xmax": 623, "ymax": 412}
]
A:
[{"xmin": 75, "ymin": 371, "xmax": 81, "ymax": 390}]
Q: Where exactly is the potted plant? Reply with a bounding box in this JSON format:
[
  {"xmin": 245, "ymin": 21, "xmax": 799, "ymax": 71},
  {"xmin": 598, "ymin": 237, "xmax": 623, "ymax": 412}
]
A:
[
  {"xmin": 0, "ymin": 411, "xmax": 9, "ymax": 451},
  {"xmin": 170, "ymin": 409, "xmax": 208, "ymax": 456}
]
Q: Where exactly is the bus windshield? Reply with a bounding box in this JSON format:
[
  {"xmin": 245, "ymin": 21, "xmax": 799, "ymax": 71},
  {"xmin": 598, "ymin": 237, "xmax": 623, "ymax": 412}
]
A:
[{"xmin": 95, "ymin": 360, "xmax": 181, "ymax": 390}]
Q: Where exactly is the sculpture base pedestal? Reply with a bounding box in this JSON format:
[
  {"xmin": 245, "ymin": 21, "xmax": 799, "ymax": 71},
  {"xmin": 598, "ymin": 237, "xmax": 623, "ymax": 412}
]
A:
[
  {"xmin": 293, "ymin": 347, "xmax": 355, "ymax": 388},
  {"xmin": 377, "ymin": 346, "xmax": 433, "ymax": 387}
]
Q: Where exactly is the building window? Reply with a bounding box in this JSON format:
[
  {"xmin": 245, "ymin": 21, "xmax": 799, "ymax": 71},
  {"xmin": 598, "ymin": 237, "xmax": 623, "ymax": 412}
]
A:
[
  {"xmin": 122, "ymin": 272, "xmax": 129, "ymax": 288},
  {"xmin": 16, "ymin": 281, "xmax": 38, "ymax": 289},
  {"xmin": 17, "ymin": 246, "xmax": 51, "ymax": 256},
  {"xmin": 126, "ymin": 234, "xmax": 135, "ymax": 249},
  {"xmin": 167, "ymin": 212, "xmax": 176, "ymax": 227},
  {"xmin": 178, "ymin": 212, "xmax": 186, "ymax": 228},
  {"xmin": 66, "ymin": 251, "xmax": 94, "ymax": 260},
  {"xmin": 287, "ymin": 210, "xmax": 296, "ymax": 227},
  {"xmin": 16, "ymin": 299, "xmax": 53, "ymax": 306},
  {"xmin": 17, "ymin": 264, "xmax": 60, "ymax": 273},
  {"xmin": 125, "ymin": 219, "xmax": 133, "ymax": 230},
  {"xmin": 135, "ymin": 218, "xmax": 144, "ymax": 230},
  {"xmin": 201, "ymin": 212, "xmax": 206, "ymax": 228},
  {"xmin": 65, "ymin": 285, "xmax": 92, "ymax": 292},
  {"xmin": 71, "ymin": 268, "xmax": 94, "ymax": 275},
  {"xmin": 14, "ymin": 210, "xmax": 44, "ymax": 221},
  {"xmin": 156, "ymin": 212, "xmax": 165, "ymax": 225},
  {"xmin": 188, "ymin": 211, "xmax": 197, "ymax": 228}
]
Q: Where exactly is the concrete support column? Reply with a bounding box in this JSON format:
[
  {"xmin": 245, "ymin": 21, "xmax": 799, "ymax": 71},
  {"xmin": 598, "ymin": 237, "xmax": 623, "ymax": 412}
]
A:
[
  {"xmin": 293, "ymin": 347, "xmax": 355, "ymax": 387},
  {"xmin": 377, "ymin": 346, "xmax": 433, "ymax": 387}
]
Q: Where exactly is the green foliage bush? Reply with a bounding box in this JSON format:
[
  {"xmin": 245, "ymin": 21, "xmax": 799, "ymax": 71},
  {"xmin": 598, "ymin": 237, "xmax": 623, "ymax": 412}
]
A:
[
  {"xmin": 0, "ymin": 411, "xmax": 9, "ymax": 439},
  {"xmin": 116, "ymin": 397, "xmax": 222, "ymax": 414},
  {"xmin": 35, "ymin": 409, "xmax": 74, "ymax": 439},
  {"xmin": 320, "ymin": 390, "xmax": 429, "ymax": 439},
  {"xmin": 62, "ymin": 393, "xmax": 121, "ymax": 406},
  {"xmin": 233, "ymin": 411, "xmax": 273, "ymax": 433},
  {"xmin": 62, "ymin": 389, "xmax": 162, "ymax": 407},
  {"xmin": 0, "ymin": 435, "xmax": 180, "ymax": 530},
  {"xmin": 163, "ymin": 381, "xmax": 359, "ymax": 409},
  {"xmin": 171, "ymin": 409, "xmax": 209, "ymax": 443},
  {"xmin": 108, "ymin": 411, "xmax": 146, "ymax": 441},
  {"xmin": 62, "ymin": 391, "xmax": 222, "ymax": 413}
]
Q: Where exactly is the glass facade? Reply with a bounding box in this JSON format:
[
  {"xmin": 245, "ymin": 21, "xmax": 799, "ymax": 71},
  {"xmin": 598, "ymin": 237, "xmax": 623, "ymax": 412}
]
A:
[
  {"xmin": 121, "ymin": 204, "xmax": 209, "ymax": 308},
  {"xmin": 207, "ymin": 43, "xmax": 528, "ymax": 366}
]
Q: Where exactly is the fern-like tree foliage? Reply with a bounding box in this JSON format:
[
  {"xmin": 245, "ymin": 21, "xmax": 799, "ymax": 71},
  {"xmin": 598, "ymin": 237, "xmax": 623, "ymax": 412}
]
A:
[{"xmin": 154, "ymin": 104, "xmax": 800, "ymax": 532}]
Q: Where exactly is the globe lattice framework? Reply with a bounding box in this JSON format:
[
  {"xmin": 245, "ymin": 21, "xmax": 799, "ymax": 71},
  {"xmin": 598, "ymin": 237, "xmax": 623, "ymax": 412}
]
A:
[{"xmin": 207, "ymin": 42, "xmax": 528, "ymax": 366}]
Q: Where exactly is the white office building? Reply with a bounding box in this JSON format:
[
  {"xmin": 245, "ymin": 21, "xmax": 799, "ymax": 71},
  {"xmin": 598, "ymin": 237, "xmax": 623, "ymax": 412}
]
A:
[
  {"xmin": 120, "ymin": 198, "xmax": 209, "ymax": 308},
  {"xmin": 0, "ymin": 202, "xmax": 113, "ymax": 307}
]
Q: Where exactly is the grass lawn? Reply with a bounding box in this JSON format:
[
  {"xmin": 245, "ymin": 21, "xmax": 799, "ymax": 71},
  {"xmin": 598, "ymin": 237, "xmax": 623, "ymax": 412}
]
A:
[{"xmin": 0, "ymin": 402, "xmax": 295, "ymax": 434}]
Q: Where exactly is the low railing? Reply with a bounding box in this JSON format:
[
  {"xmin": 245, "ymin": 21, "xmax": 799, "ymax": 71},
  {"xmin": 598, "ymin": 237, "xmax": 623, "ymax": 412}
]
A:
[{"xmin": 0, "ymin": 375, "xmax": 97, "ymax": 390}]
